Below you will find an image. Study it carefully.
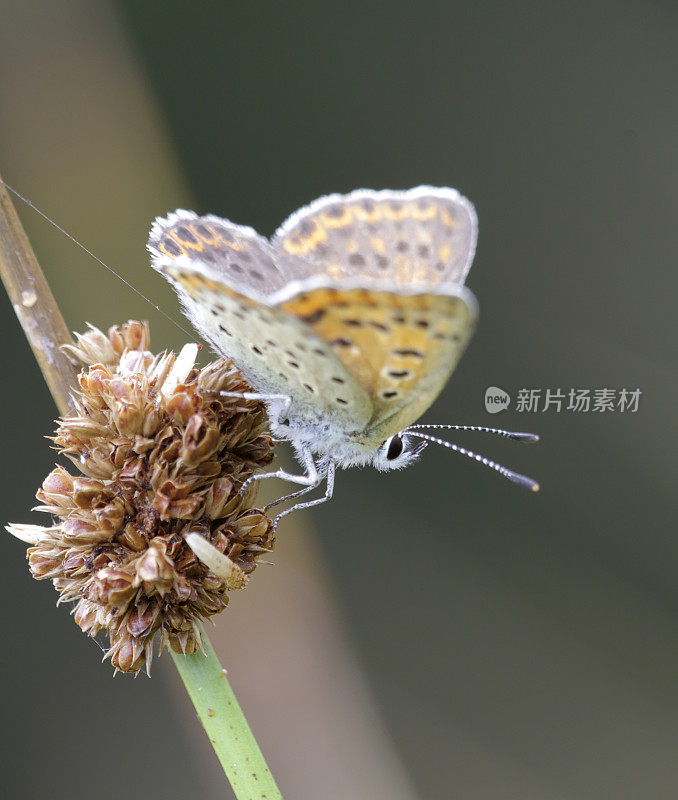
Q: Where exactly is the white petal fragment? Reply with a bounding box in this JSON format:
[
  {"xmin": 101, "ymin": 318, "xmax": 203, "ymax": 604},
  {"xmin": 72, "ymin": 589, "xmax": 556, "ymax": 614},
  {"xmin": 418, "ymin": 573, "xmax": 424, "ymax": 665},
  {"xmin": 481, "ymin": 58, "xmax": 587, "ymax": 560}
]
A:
[
  {"xmin": 148, "ymin": 351, "xmax": 174, "ymax": 385},
  {"xmin": 184, "ymin": 532, "xmax": 248, "ymax": 590},
  {"xmin": 161, "ymin": 343, "xmax": 199, "ymax": 398},
  {"xmin": 5, "ymin": 523, "xmax": 49, "ymax": 545}
]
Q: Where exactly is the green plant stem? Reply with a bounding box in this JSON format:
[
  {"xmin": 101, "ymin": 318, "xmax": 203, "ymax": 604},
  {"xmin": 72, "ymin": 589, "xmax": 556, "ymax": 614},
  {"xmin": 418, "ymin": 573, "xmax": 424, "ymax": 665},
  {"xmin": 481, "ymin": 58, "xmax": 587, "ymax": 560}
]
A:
[
  {"xmin": 172, "ymin": 635, "xmax": 283, "ymax": 800},
  {"xmin": 0, "ymin": 176, "xmax": 283, "ymax": 800}
]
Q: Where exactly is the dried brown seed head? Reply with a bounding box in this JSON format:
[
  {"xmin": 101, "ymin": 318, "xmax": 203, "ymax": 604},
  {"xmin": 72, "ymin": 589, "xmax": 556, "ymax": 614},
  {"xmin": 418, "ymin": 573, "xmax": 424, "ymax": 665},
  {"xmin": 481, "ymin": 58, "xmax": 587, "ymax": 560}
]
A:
[{"xmin": 7, "ymin": 322, "xmax": 275, "ymax": 673}]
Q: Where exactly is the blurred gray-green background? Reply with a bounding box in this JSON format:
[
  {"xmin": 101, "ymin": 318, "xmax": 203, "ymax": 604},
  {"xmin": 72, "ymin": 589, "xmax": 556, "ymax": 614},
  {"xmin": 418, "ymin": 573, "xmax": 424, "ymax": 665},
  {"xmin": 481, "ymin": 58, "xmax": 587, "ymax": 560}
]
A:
[{"xmin": 1, "ymin": 1, "xmax": 677, "ymax": 798}]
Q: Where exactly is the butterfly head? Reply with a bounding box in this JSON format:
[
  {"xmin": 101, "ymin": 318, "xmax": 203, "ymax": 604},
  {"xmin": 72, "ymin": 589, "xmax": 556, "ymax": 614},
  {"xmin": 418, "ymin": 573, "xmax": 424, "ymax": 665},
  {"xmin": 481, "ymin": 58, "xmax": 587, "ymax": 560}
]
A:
[{"xmin": 371, "ymin": 432, "xmax": 428, "ymax": 472}]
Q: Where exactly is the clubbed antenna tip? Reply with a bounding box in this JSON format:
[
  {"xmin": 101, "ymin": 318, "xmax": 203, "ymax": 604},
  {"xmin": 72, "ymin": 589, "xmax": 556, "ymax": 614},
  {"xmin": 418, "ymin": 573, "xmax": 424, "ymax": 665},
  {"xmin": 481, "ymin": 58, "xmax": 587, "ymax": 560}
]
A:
[
  {"xmin": 405, "ymin": 430, "xmax": 540, "ymax": 492},
  {"xmin": 405, "ymin": 423, "xmax": 539, "ymax": 443},
  {"xmin": 509, "ymin": 432, "xmax": 540, "ymax": 443},
  {"xmin": 506, "ymin": 470, "xmax": 540, "ymax": 492}
]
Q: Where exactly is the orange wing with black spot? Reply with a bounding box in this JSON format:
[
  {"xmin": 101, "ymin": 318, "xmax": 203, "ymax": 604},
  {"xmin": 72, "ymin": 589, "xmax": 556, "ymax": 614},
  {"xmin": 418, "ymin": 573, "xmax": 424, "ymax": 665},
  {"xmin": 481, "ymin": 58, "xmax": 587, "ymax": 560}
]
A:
[{"xmin": 278, "ymin": 285, "xmax": 476, "ymax": 439}]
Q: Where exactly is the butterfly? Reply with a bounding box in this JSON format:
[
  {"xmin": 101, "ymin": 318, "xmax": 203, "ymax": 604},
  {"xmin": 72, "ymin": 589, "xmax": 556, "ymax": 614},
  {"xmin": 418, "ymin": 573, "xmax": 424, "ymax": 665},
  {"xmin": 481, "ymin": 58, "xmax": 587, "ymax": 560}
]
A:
[{"xmin": 149, "ymin": 186, "xmax": 538, "ymax": 526}]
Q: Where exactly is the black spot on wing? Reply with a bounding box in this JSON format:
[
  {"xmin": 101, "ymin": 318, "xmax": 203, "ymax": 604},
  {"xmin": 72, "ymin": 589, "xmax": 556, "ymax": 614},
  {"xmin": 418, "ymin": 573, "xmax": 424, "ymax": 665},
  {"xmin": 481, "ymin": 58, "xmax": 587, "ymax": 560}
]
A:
[{"xmin": 163, "ymin": 240, "xmax": 181, "ymax": 256}]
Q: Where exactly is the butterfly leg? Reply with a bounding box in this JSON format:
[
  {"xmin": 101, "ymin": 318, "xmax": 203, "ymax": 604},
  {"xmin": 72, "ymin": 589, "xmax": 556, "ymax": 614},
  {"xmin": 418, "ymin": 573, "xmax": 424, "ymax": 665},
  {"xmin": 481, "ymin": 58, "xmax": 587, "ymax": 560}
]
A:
[
  {"xmin": 271, "ymin": 461, "xmax": 336, "ymax": 531},
  {"xmin": 241, "ymin": 443, "xmax": 320, "ymax": 496},
  {"xmin": 264, "ymin": 482, "xmax": 318, "ymax": 512},
  {"xmin": 218, "ymin": 391, "xmax": 292, "ymax": 425}
]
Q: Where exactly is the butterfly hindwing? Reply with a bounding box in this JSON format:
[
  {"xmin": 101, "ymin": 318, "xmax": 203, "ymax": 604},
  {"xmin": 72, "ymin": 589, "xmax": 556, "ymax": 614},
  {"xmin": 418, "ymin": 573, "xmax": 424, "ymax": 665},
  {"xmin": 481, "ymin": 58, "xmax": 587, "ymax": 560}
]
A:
[
  {"xmin": 272, "ymin": 187, "xmax": 477, "ymax": 289},
  {"xmin": 278, "ymin": 285, "xmax": 477, "ymax": 440}
]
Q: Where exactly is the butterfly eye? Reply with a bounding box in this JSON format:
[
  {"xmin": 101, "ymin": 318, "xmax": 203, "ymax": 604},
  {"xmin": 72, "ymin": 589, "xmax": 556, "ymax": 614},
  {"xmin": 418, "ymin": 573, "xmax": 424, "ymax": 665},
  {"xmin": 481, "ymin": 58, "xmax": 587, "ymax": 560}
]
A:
[{"xmin": 385, "ymin": 435, "xmax": 404, "ymax": 460}]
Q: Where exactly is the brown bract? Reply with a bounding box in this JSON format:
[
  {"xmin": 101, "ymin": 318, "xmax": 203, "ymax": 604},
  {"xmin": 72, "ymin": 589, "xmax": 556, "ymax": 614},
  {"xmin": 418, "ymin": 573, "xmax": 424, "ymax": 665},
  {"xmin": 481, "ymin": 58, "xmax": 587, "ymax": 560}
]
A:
[{"xmin": 10, "ymin": 321, "xmax": 274, "ymax": 673}]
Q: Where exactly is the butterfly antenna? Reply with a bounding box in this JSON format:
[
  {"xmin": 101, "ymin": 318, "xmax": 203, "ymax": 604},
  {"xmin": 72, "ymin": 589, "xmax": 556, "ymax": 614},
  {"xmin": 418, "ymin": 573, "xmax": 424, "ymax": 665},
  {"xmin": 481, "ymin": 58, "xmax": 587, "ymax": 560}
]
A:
[
  {"xmin": 406, "ymin": 430, "xmax": 540, "ymax": 491},
  {"xmin": 0, "ymin": 177, "xmax": 194, "ymax": 338},
  {"xmin": 405, "ymin": 423, "xmax": 539, "ymax": 442}
]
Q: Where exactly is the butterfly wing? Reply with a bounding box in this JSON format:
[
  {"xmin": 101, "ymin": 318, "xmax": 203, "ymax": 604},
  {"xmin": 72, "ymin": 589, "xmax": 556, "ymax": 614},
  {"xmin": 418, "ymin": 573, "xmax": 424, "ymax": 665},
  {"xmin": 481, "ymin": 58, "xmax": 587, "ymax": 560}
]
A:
[
  {"xmin": 272, "ymin": 186, "xmax": 477, "ymax": 287},
  {"xmin": 150, "ymin": 210, "xmax": 288, "ymax": 298},
  {"xmin": 148, "ymin": 211, "xmax": 372, "ymax": 433},
  {"xmin": 270, "ymin": 188, "xmax": 478, "ymax": 440},
  {"xmin": 276, "ymin": 284, "xmax": 476, "ymax": 441}
]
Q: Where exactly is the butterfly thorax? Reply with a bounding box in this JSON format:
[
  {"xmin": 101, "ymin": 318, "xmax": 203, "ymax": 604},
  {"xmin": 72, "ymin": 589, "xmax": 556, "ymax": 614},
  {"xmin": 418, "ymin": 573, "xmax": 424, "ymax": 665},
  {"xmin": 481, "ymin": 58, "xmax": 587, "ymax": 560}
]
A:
[{"xmin": 268, "ymin": 403, "xmax": 383, "ymax": 469}]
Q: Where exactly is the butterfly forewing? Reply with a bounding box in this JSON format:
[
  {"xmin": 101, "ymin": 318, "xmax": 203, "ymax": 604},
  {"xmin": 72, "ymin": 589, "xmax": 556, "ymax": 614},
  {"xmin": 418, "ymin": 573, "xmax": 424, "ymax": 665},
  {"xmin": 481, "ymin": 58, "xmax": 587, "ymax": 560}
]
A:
[
  {"xmin": 149, "ymin": 216, "xmax": 373, "ymax": 433},
  {"xmin": 149, "ymin": 210, "xmax": 288, "ymax": 299}
]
